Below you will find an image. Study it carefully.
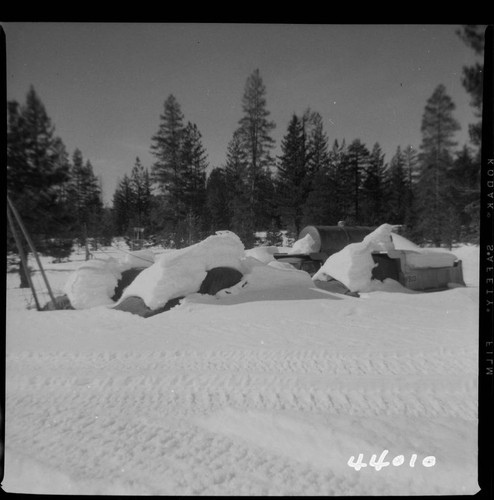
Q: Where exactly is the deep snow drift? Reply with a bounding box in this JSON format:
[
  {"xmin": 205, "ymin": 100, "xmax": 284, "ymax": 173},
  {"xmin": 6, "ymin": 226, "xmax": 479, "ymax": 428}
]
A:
[{"xmin": 3, "ymin": 229, "xmax": 480, "ymax": 496}]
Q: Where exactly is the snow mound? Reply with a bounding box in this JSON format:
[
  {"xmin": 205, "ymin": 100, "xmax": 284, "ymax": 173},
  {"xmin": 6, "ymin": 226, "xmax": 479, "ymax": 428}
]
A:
[
  {"xmin": 64, "ymin": 257, "xmax": 123, "ymax": 309},
  {"xmin": 244, "ymin": 246, "xmax": 278, "ymax": 264},
  {"xmin": 289, "ymin": 233, "xmax": 317, "ymax": 254},
  {"xmin": 120, "ymin": 248, "xmax": 155, "ymax": 269},
  {"xmin": 120, "ymin": 231, "xmax": 245, "ymax": 310},
  {"xmin": 313, "ymin": 224, "xmax": 395, "ymax": 292},
  {"xmin": 240, "ymin": 257, "xmax": 315, "ymax": 291}
]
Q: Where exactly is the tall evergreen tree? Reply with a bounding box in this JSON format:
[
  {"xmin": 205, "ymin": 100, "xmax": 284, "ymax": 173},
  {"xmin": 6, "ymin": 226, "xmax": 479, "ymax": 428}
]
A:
[
  {"xmin": 112, "ymin": 174, "xmax": 135, "ymax": 235},
  {"xmin": 415, "ymin": 84, "xmax": 461, "ymax": 246},
  {"xmin": 403, "ymin": 145, "xmax": 419, "ymax": 188},
  {"xmin": 306, "ymin": 111, "xmax": 330, "ymax": 178},
  {"xmin": 276, "ymin": 110, "xmax": 329, "ymax": 234},
  {"xmin": 169, "ymin": 122, "xmax": 209, "ymax": 246},
  {"xmin": 179, "ymin": 122, "xmax": 208, "ymax": 221},
  {"xmin": 112, "ymin": 158, "xmax": 153, "ymax": 237},
  {"xmin": 83, "ymin": 159, "xmax": 104, "ymax": 232},
  {"xmin": 67, "ymin": 148, "xmax": 103, "ymax": 246},
  {"xmin": 360, "ymin": 143, "xmax": 387, "ymax": 226},
  {"xmin": 236, "ymin": 69, "xmax": 276, "ymax": 232},
  {"xmin": 205, "ymin": 167, "xmax": 230, "ymax": 231},
  {"xmin": 303, "ymin": 139, "xmax": 345, "ymax": 225},
  {"xmin": 254, "ymin": 167, "xmax": 277, "ymax": 232},
  {"xmin": 276, "ymin": 114, "xmax": 307, "ymax": 234},
  {"xmin": 150, "ymin": 94, "xmax": 185, "ymax": 223},
  {"xmin": 70, "ymin": 148, "xmax": 86, "ymax": 222},
  {"xmin": 455, "ymin": 25, "xmax": 484, "ymax": 242},
  {"xmin": 456, "ymin": 25, "xmax": 485, "ymax": 147},
  {"xmin": 344, "ymin": 139, "xmax": 370, "ymax": 224},
  {"xmin": 224, "ymin": 130, "xmax": 255, "ymax": 246},
  {"xmin": 302, "ymin": 167, "xmax": 336, "ymax": 226},
  {"xmin": 450, "ymin": 145, "xmax": 481, "ymax": 242},
  {"xmin": 130, "ymin": 157, "xmax": 152, "ymax": 227},
  {"xmin": 385, "ymin": 146, "xmax": 412, "ymax": 224},
  {"xmin": 7, "ymin": 86, "xmax": 71, "ymax": 286}
]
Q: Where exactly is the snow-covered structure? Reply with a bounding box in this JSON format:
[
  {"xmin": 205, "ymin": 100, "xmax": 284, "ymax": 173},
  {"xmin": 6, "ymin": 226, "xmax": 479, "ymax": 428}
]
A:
[
  {"xmin": 118, "ymin": 231, "xmax": 245, "ymax": 310},
  {"xmin": 62, "ymin": 224, "xmax": 465, "ymax": 312},
  {"xmin": 308, "ymin": 224, "xmax": 464, "ymax": 292},
  {"xmin": 63, "ymin": 231, "xmax": 319, "ymax": 313},
  {"xmin": 313, "ymin": 224, "xmax": 396, "ymax": 292}
]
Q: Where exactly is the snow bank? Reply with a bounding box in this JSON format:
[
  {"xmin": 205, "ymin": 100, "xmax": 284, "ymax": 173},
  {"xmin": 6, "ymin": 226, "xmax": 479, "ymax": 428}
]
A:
[
  {"xmin": 313, "ymin": 224, "xmax": 395, "ymax": 292},
  {"xmin": 120, "ymin": 231, "xmax": 245, "ymax": 310},
  {"xmin": 64, "ymin": 258, "xmax": 123, "ymax": 309}
]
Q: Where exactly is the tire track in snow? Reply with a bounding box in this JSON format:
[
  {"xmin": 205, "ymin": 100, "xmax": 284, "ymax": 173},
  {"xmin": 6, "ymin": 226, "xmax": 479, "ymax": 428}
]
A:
[
  {"xmin": 7, "ymin": 344, "xmax": 477, "ymax": 376},
  {"xmin": 5, "ymin": 344, "xmax": 477, "ymax": 495}
]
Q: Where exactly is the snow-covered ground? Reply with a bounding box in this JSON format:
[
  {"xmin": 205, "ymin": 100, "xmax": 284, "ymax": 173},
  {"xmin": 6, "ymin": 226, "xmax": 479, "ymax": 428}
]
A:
[{"xmin": 3, "ymin": 236, "xmax": 480, "ymax": 495}]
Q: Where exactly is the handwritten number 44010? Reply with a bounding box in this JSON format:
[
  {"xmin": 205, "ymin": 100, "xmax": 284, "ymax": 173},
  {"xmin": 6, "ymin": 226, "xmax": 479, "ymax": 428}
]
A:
[{"xmin": 348, "ymin": 450, "xmax": 436, "ymax": 471}]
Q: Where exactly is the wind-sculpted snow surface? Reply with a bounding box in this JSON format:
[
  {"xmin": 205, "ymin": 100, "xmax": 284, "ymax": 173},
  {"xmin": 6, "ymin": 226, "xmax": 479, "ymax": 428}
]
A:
[{"xmin": 3, "ymin": 243, "xmax": 480, "ymax": 495}]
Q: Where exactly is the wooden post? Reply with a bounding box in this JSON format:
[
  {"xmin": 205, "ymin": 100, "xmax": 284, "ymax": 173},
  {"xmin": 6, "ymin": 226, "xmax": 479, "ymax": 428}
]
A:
[
  {"xmin": 7, "ymin": 196, "xmax": 58, "ymax": 307},
  {"xmin": 7, "ymin": 204, "xmax": 42, "ymax": 311}
]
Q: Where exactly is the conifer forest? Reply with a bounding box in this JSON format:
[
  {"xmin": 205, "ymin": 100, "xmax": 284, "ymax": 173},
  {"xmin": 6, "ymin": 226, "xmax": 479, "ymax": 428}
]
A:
[{"xmin": 7, "ymin": 25, "xmax": 485, "ymax": 269}]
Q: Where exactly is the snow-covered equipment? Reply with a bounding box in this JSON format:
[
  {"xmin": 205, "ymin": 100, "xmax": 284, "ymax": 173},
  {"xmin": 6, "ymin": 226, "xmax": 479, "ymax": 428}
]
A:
[
  {"xmin": 275, "ymin": 224, "xmax": 466, "ymax": 292},
  {"xmin": 371, "ymin": 245, "xmax": 466, "ymax": 291},
  {"xmin": 113, "ymin": 266, "xmax": 244, "ymax": 317}
]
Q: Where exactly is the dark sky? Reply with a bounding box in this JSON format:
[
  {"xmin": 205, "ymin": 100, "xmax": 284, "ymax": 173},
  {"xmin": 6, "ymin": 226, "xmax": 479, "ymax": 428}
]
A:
[{"xmin": 4, "ymin": 23, "xmax": 480, "ymax": 204}]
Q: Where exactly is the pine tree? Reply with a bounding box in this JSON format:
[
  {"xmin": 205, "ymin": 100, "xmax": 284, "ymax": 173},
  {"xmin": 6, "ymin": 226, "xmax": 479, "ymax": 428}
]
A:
[
  {"xmin": 306, "ymin": 111, "xmax": 330, "ymax": 178},
  {"xmin": 456, "ymin": 25, "xmax": 485, "ymax": 147},
  {"xmin": 276, "ymin": 114, "xmax": 307, "ymax": 233},
  {"xmin": 206, "ymin": 167, "xmax": 230, "ymax": 231},
  {"xmin": 450, "ymin": 145, "xmax": 480, "ymax": 242},
  {"xmin": 68, "ymin": 149, "xmax": 103, "ymax": 239},
  {"xmin": 112, "ymin": 174, "xmax": 135, "ymax": 235},
  {"xmin": 303, "ymin": 139, "xmax": 345, "ymax": 226},
  {"xmin": 70, "ymin": 148, "xmax": 85, "ymax": 223},
  {"xmin": 150, "ymin": 94, "xmax": 185, "ymax": 222},
  {"xmin": 385, "ymin": 146, "xmax": 412, "ymax": 224},
  {"xmin": 302, "ymin": 167, "xmax": 336, "ymax": 226},
  {"xmin": 236, "ymin": 69, "xmax": 276, "ymax": 233},
  {"xmin": 254, "ymin": 167, "xmax": 276, "ymax": 231},
  {"xmin": 179, "ymin": 122, "xmax": 208, "ymax": 222},
  {"xmin": 130, "ymin": 157, "xmax": 152, "ymax": 227},
  {"xmin": 224, "ymin": 130, "xmax": 255, "ymax": 247},
  {"xmin": 403, "ymin": 145, "xmax": 419, "ymax": 188},
  {"xmin": 344, "ymin": 139, "xmax": 370, "ymax": 224},
  {"xmin": 7, "ymin": 86, "xmax": 71, "ymax": 285},
  {"xmin": 360, "ymin": 143, "xmax": 387, "ymax": 225},
  {"xmin": 83, "ymin": 159, "xmax": 104, "ymax": 234},
  {"xmin": 276, "ymin": 110, "xmax": 329, "ymax": 234},
  {"xmin": 415, "ymin": 84, "xmax": 461, "ymax": 246},
  {"xmin": 454, "ymin": 25, "xmax": 484, "ymax": 242}
]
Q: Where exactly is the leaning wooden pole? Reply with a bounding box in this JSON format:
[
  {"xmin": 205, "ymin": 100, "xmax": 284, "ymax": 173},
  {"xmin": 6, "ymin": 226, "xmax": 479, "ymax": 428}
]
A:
[
  {"xmin": 7, "ymin": 195, "xmax": 58, "ymax": 308},
  {"xmin": 7, "ymin": 204, "xmax": 42, "ymax": 311}
]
